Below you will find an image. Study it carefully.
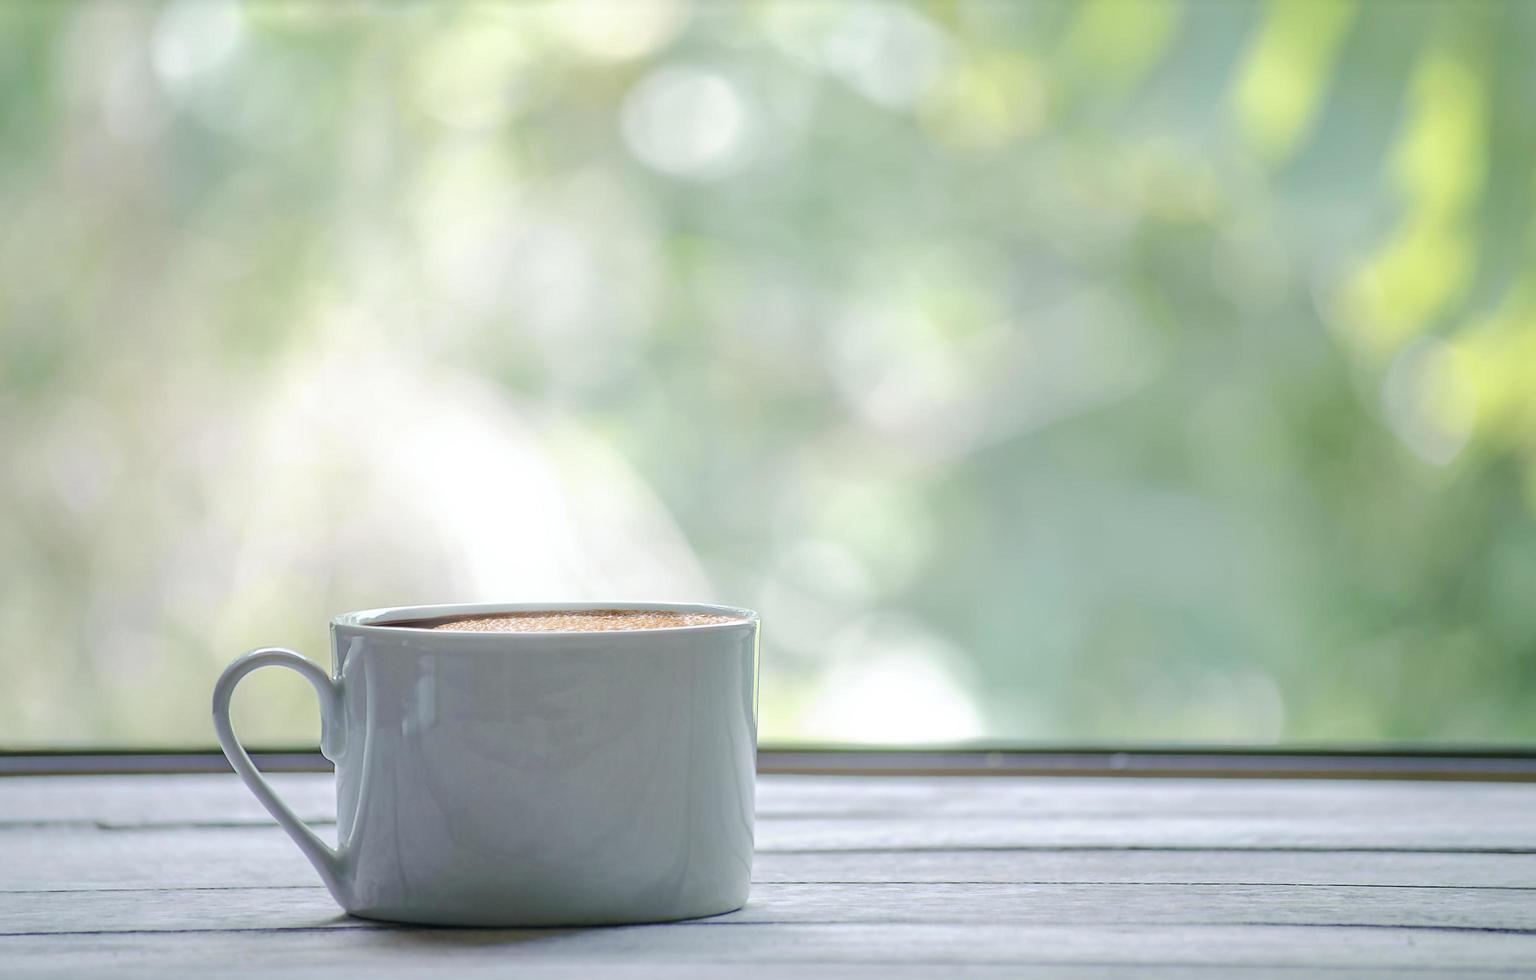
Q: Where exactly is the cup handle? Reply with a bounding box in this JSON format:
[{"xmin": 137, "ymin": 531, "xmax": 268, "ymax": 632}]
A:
[{"xmin": 212, "ymin": 647, "xmax": 347, "ymax": 900}]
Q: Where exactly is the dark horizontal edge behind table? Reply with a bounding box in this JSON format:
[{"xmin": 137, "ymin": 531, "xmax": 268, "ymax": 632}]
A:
[{"xmin": 2, "ymin": 747, "xmax": 1535, "ymax": 780}]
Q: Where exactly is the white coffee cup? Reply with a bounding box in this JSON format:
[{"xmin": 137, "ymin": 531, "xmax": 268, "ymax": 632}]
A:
[{"xmin": 212, "ymin": 602, "xmax": 760, "ymax": 926}]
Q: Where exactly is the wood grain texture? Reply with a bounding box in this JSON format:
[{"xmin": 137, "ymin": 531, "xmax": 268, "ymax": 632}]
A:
[
  {"xmin": 8, "ymin": 773, "xmax": 1536, "ymax": 825},
  {"xmin": 8, "ymin": 828, "xmax": 1536, "ymax": 892},
  {"xmin": 6, "ymin": 774, "xmax": 1534, "ymax": 848},
  {"xmin": 3, "ymin": 924, "xmax": 1534, "ymax": 974},
  {"xmin": 2, "ymin": 773, "xmax": 1534, "ymax": 977},
  {"xmin": 3, "ymin": 881, "xmax": 1534, "ymax": 935}
]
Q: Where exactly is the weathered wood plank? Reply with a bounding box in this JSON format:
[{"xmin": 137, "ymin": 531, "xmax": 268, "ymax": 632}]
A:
[
  {"xmin": 4, "ymin": 773, "xmax": 1534, "ymax": 976},
  {"xmin": 6, "ymin": 827, "xmax": 1536, "ymax": 892},
  {"xmin": 5, "ymin": 774, "xmax": 1535, "ymax": 827},
  {"xmin": 2, "ymin": 923, "xmax": 1533, "ymax": 973},
  {"xmin": 6, "ymin": 775, "xmax": 1535, "ymax": 851},
  {"xmin": 0, "ymin": 774, "xmax": 334, "ymax": 828},
  {"xmin": 2, "ymin": 881, "xmax": 1533, "ymax": 935},
  {"xmin": 0, "ymin": 960, "xmax": 1507, "ymax": 980},
  {"xmin": 9, "ymin": 816, "xmax": 1535, "ymax": 866},
  {"xmin": 751, "ymin": 817, "xmax": 1536, "ymax": 853}
]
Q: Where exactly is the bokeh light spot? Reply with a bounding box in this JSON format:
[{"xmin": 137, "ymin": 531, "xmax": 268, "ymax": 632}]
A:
[
  {"xmin": 152, "ymin": 0, "xmax": 242, "ymax": 86},
  {"xmin": 623, "ymin": 66, "xmax": 750, "ymax": 178}
]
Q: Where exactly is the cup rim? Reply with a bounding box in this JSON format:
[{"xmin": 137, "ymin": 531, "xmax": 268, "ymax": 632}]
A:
[{"xmin": 331, "ymin": 601, "xmax": 758, "ymax": 638}]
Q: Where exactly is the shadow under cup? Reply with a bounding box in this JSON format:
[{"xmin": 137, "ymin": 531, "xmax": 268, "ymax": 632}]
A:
[{"xmin": 217, "ymin": 602, "xmax": 760, "ymax": 927}]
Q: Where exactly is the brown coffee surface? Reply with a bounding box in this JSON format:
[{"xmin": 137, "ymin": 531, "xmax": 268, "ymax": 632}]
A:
[{"xmin": 398, "ymin": 609, "xmax": 743, "ymax": 633}]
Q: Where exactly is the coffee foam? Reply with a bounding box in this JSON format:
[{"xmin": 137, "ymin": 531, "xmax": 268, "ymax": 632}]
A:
[{"xmin": 394, "ymin": 609, "xmax": 743, "ymax": 633}]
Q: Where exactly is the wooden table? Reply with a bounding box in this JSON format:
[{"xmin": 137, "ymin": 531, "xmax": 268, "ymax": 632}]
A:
[{"xmin": 3, "ymin": 772, "xmax": 1534, "ymax": 977}]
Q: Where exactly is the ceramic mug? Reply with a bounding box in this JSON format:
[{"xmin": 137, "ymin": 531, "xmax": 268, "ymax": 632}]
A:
[{"xmin": 212, "ymin": 602, "xmax": 760, "ymax": 926}]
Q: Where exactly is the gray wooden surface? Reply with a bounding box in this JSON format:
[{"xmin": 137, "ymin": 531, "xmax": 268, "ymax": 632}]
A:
[{"xmin": 2, "ymin": 774, "xmax": 1533, "ymax": 977}]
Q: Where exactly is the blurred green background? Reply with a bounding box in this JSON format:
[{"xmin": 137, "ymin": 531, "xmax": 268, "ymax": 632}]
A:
[{"xmin": 3, "ymin": 0, "xmax": 1535, "ymax": 749}]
